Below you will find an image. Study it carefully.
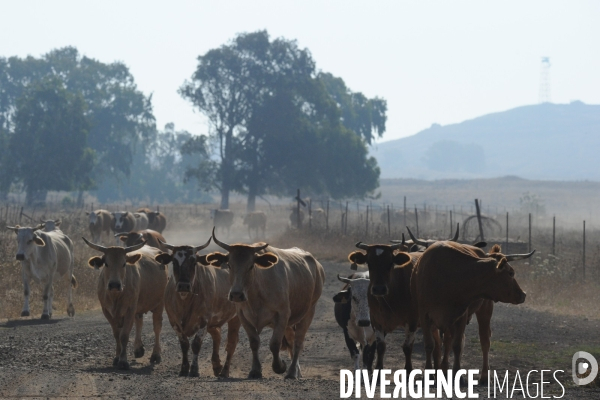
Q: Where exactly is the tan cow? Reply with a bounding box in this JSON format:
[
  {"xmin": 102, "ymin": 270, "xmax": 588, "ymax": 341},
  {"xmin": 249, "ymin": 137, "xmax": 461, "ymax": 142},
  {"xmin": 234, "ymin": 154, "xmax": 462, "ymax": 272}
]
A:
[
  {"xmin": 155, "ymin": 238, "xmax": 241, "ymax": 378},
  {"xmin": 137, "ymin": 208, "xmax": 167, "ymax": 233},
  {"xmin": 114, "ymin": 229, "xmax": 168, "ymax": 252},
  {"xmin": 86, "ymin": 209, "xmax": 112, "ymax": 244},
  {"xmin": 412, "ymin": 241, "xmax": 532, "ymax": 382},
  {"xmin": 207, "ymin": 228, "xmax": 324, "ymax": 379},
  {"xmin": 83, "ymin": 238, "xmax": 168, "ymax": 370}
]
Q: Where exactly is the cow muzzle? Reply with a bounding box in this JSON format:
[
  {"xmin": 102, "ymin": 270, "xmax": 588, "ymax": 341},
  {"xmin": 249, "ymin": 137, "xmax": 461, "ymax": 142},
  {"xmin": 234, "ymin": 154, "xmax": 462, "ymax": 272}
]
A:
[
  {"xmin": 517, "ymin": 291, "xmax": 526, "ymax": 304},
  {"xmin": 358, "ymin": 319, "xmax": 371, "ymax": 327},
  {"xmin": 371, "ymin": 285, "xmax": 388, "ymax": 297},
  {"xmin": 229, "ymin": 291, "xmax": 246, "ymax": 302},
  {"xmin": 16, "ymin": 253, "xmax": 25, "ymax": 261},
  {"xmin": 177, "ymin": 282, "xmax": 192, "ymax": 293},
  {"xmin": 108, "ymin": 281, "xmax": 122, "ymax": 291}
]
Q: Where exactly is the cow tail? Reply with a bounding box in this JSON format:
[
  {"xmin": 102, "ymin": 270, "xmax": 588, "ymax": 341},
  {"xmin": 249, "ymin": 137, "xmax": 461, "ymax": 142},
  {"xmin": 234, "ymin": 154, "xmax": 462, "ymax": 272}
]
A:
[{"xmin": 71, "ymin": 275, "xmax": 78, "ymax": 289}]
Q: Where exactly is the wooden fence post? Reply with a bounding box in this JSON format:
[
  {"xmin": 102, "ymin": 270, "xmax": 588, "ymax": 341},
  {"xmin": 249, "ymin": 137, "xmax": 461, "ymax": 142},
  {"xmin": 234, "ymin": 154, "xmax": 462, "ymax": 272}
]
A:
[
  {"xmin": 552, "ymin": 215, "xmax": 556, "ymax": 255},
  {"xmin": 308, "ymin": 199, "xmax": 312, "ymax": 230},
  {"xmin": 296, "ymin": 189, "xmax": 301, "ymax": 229},
  {"xmin": 414, "ymin": 205, "xmax": 419, "ymax": 238},
  {"xmin": 326, "ymin": 199, "xmax": 329, "ymax": 231},
  {"xmin": 365, "ymin": 206, "xmax": 369, "ymax": 238},
  {"xmin": 403, "ymin": 196, "xmax": 407, "ymax": 229},
  {"xmin": 475, "ymin": 199, "xmax": 485, "ymax": 242},
  {"xmin": 505, "ymin": 212, "xmax": 509, "ymax": 253},
  {"xmin": 387, "ymin": 205, "xmax": 391, "ymax": 238},
  {"xmin": 583, "ymin": 220, "xmax": 586, "ymax": 280},
  {"xmin": 528, "ymin": 213, "xmax": 532, "ymax": 252},
  {"xmin": 344, "ymin": 201, "xmax": 349, "ymax": 235}
]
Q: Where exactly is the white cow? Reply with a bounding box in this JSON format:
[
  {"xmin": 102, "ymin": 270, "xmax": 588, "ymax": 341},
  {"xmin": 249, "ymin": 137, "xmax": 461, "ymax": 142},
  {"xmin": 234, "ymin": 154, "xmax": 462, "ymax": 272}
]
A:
[
  {"xmin": 40, "ymin": 219, "xmax": 62, "ymax": 232},
  {"xmin": 7, "ymin": 224, "xmax": 77, "ymax": 319}
]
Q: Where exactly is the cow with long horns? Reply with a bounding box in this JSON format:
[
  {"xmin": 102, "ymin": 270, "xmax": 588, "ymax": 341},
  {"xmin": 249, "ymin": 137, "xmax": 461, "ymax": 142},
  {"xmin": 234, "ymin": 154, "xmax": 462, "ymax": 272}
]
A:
[
  {"xmin": 206, "ymin": 228, "xmax": 324, "ymax": 379},
  {"xmin": 82, "ymin": 238, "xmax": 168, "ymax": 370},
  {"xmin": 154, "ymin": 238, "xmax": 241, "ymax": 378},
  {"xmin": 412, "ymin": 241, "xmax": 534, "ymax": 383}
]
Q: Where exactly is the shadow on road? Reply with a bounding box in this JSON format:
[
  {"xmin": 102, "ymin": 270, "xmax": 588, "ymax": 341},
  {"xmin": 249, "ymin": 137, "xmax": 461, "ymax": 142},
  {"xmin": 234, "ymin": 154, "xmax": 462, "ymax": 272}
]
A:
[
  {"xmin": 0, "ymin": 318, "xmax": 63, "ymax": 328},
  {"xmin": 84, "ymin": 362, "xmax": 157, "ymax": 376}
]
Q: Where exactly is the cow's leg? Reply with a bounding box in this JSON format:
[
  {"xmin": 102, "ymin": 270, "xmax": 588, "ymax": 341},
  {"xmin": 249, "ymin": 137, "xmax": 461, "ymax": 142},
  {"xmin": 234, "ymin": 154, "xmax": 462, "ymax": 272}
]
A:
[
  {"xmin": 451, "ymin": 313, "xmax": 469, "ymax": 386},
  {"xmin": 363, "ymin": 341, "xmax": 376, "ymax": 373},
  {"xmin": 150, "ymin": 306, "xmax": 163, "ymax": 363},
  {"xmin": 189, "ymin": 327, "xmax": 207, "ymax": 377},
  {"xmin": 101, "ymin": 308, "xmax": 121, "ymax": 367},
  {"xmin": 117, "ymin": 314, "xmax": 135, "ymax": 370},
  {"xmin": 374, "ymin": 329, "xmax": 387, "ymax": 370},
  {"xmin": 219, "ymin": 316, "xmax": 241, "ymax": 378},
  {"xmin": 41, "ymin": 280, "xmax": 52, "ymax": 319},
  {"xmin": 440, "ymin": 328, "xmax": 452, "ymax": 371},
  {"xmin": 432, "ymin": 327, "xmax": 442, "ymax": 370},
  {"xmin": 21, "ymin": 266, "xmax": 31, "ymax": 317},
  {"xmin": 285, "ymin": 304, "xmax": 316, "ymax": 379},
  {"xmin": 66, "ymin": 259, "xmax": 75, "ymax": 317},
  {"xmin": 133, "ymin": 313, "xmax": 145, "ymax": 358},
  {"xmin": 207, "ymin": 326, "xmax": 223, "ymax": 376},
  {"xmin": 178, "ymin": 333, "xmax": 190, "ymax": 376},
  {"xmin": 341, "ymin": 327, "xmax": 360, "ymax": 370},
  {"xmin": 283, "ymin": 326, "xmax": 295, "ymax": 359},
  {"xmin": 269, "ymin": 316, "xmax": 288, "ymax": 375},
  {"xmin": 239, "ymin": 312, "xmax": 263, "ymax": 379},
  {"xmin": 402, "ymin": 325, "xmax": 416, "ymax": 372},
  {"xmin": 476, "ymin": 301, "xmax": 493, "ymax": 385},
  {"xmin": 421, "ymin": 317, "xmax": 436, "ymax": 370}
]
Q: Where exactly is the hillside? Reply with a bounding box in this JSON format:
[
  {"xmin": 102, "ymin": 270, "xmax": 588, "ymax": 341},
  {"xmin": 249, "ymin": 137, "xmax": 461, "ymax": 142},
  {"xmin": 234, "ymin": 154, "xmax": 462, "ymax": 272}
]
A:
[{"xmin": 371, "ymin": 101, "xmax": 600, "ymax": 180}]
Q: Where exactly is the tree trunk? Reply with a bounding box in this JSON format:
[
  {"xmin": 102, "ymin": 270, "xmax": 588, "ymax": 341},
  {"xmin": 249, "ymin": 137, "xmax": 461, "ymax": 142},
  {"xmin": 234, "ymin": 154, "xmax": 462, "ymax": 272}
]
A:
[
  {"xmin": 247, "ymin": 184, "xmax": 257, "ymax": 213},
  {"xmin": 219, "ymin": 128, "xmax": 234, "ymax": 210},
  {"xmin": 77, "ymin": 190, "xmax": 84, "ymax": 208}
]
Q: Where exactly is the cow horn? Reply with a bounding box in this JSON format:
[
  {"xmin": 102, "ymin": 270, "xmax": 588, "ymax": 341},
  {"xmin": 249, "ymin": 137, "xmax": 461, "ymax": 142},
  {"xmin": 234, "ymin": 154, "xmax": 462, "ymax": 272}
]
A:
[
  {"xmin": 34, "ymin": 223, "xmax": 45, "ymax": 231},
  {"xmin": 406, "ymin": 226, "xmax": 428, "ymax": 246},
  {"xmin": 355, "ymin": 242, "xmax": 370, "ymax": 250},
  {"xmin": 124, "ymin": 240, "xmax": 146, "ymax": 254},
  {"xmin": 114, "ymin": 232, "xmax": 129, "ymax": 237},
  {"xmin": 337, "ymin": 274, "xmax": 352, "ymax": 284},
  {"xmin": 82, "ymin": 237, "xmax": 107, "ymax": 253},
  {"xmin": 193, "ymin": 236, "xmax": 212, "ymax": 252},
  {"xmin": 450, "ymin": 223, "xmax": 459, "ymax": 241},
  {"xmin": 253, "ymin": 242, "xmax": 269, "ymax": 251},
  {"xmin": 211, "ymin": 227, "xmax": 231, "ymax": 251},
  {"xmin": 6, "ymin": 226, "xmax": 18, "ymax": 231},
  {"xmin": 389, "ymin": 233, "xmax": 406, "ymax": 245},
  {"xmin": 505, "ymin": 250, "xmax": 536, "ymax": 262},
  {"xmin": 390, "ymin": 241, "xmax": 404, "ymax": 251},
  {"xmin": 158, "ymin": 239, "xmax": 175, "ymax": 251}
]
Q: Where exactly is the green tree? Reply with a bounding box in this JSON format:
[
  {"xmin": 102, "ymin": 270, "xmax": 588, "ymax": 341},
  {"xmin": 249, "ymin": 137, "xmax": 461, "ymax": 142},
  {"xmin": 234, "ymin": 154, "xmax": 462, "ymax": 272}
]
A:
[{"xmin": 9, "ymin": 78, "xmax": 94, "ymax": 205}]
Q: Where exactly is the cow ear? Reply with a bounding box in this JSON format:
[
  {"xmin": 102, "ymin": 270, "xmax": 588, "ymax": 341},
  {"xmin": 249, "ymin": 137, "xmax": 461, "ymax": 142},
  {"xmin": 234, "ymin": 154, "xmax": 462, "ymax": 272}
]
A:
[
  {"xmin": 154, "ymin": 253, "xmax": 172, "ymax": 265},
  {"xmin": 348, "ymin": 251, "xmax": 367, "ymax": 265},
  {"xmin": 333, "ymin": 290, "xmax": 350, "ymax": 304},
  {"xmin": 196, "ymin": 255, "xmax": 211, "ymax": 266},
  {"xmin": 410, "ymin": 244, "xmax": 420, "ymax": 252},
  {"xmin": 88, "ymin": 256, "xmax": 104, "ymax": 269},
  {"xmin": 255, "ymin": 252, "xmax": 278, "ymax": 269},
  {"xmin": 119, "ymin": 236, "xmax": 127, "ymax": 243},
  {"xmin": 206, "ymin": 252, "xmax": 228, "ymax": 267},
  {"xmin": 393, "ymin": 252, "xmax": 411, "ymax": 268},
  {"xmin": 85, "ymin": 212, "xmax": 90, "ymax": 215},
  {"xmin": 126, "ymin": 253, "xmax": 142, "ymax": 265},
  {"xmin": 33, "ymin": 235, "xmax": 45, "ymax": 246},
  {"xmin": 490, "ymin": 244, "xmax": 501, "ymax": 253}
]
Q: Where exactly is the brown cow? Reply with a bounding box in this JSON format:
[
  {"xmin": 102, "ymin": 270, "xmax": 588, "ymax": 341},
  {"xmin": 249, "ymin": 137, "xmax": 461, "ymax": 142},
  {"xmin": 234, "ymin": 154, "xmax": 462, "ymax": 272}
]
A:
[
  {"xmin": 207, "ymin": 228, "xmax": 324, "ymax": 379},
  {"xmin": 136, "ymin": 208, "xmax": 167, "ymax": 233},
  {"xmin": 115, "ymin": 229, "xmax": 168, "ymax": 252},
  {"xmin": 86, "ymin": 209, "xmax": 112, "ymax": 244},
  {"xmin": 412, "ymin": 241, "xmax": 532, "ymax": 382},
  {"xmin": 110, "ymin": 211, "xmax": 136, "ymax": 235},
  {"xmin": 211, "ymin": 209, "xmax": 234, "ymax": 235},
  {"xmin": 155, "ymin": 238, "xmax": 241, "ymax": 378},
  {"xmin": 347, "ymin": 243, "xmax": 433, "ymax": 372},
  {"xmin": 243, "ymin": 211, "xmax": 267, "ymax": 240},
  {"xmin": 83, "ymin": 238, "xmax": 168, "ymax": 370}
]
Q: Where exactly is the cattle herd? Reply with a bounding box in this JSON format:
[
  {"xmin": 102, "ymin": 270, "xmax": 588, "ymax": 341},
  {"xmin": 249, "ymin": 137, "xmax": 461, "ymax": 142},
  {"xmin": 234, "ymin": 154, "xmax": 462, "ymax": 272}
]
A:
[{"xmin": 5, "ymin": 207, "xmax": 534, "ymax": 384}]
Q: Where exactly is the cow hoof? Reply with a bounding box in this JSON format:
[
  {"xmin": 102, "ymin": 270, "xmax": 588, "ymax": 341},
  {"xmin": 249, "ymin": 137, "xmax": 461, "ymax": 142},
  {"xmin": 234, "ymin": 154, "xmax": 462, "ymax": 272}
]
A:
[
  {"xmin": 41, "ymin": 314, "xmax": 50, "ymax": 320},
  {"xmin": 67, "ymin": 305, "xmax": 75, "ymax": 317},
  {"xmin": 272, "ymin": 360, "xmax": 287, "ymax": 374},
  {"xmin": 179, "ymin": 366, "xmax": 189, "ymax": 377},
  {"xmin": 21, "ymin": 311, "xmax": 30, "ymax": 317},
  {"xmin": 248, "ymin": 370, "xmax": 263, "ymax": 379},
  {"xmin": 284, "ymin": 372, "xmax": 299, "ymax": 380},
  {"xmin": 150, "ymin": 354, "xmax": 161, "ymax": 364},
  {"xmin": 189, "ymin": 365, "xmax": 199, "ymax": 377},
  {"xmin": 212, "ymin": 365, "xmax": 223, "ymax": 377},
  {"xmin": 458, "ymin": 375, "xmax": 467, "ymax": 387},
  {"xmin": 113, "ymin": 357, "xmax": 119, "ymax": 367},
  {"xmin": 218, "ymin": 367, "xmax": 230, "ymax": 379},
  {"xmin": 478, "ymin": 376, "xmax": 489, "ymax": 386},
  {"xmin": 134, "ymin": 346, "xmax": 145, "ymax": 358},
  {"xmin": 118, "ymin": 360, "xmax": 130, "ymax": 370}
]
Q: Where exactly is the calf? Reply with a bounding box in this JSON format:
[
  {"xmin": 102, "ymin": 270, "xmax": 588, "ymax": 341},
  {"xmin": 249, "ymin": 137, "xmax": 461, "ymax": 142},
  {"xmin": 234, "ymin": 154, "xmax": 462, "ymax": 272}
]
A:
[
  {"xmin": 333, "ymin": 271, "xmax": 376, "ymax": 371},
  {"xmin": 155, "ymin": 238, "xmax": 241, "ymax": 378},
  {"xmin": 413, "ymin": 241, "xmax": 533, "ymax": 382},
  {"xmin": 7, "ymin": 225, "xmax": 77, "ymax": 319},
  {"xmin": 86, "ymin": 209, "xmax": 112, "ymax": 244},
  {"xmin": 207, "ymin": 228, "xmax": 324, "ymax": 379},
  {"xmin": 115, "ymin": 229, "xmax": 168, "ymax": 252},
  {"xmin": 83, "ymin": 238, "xmax": 168, "ymax": 369},
  {"xmin": 243, "ymin": 211, "xmax": 267, "ymax": 240}
]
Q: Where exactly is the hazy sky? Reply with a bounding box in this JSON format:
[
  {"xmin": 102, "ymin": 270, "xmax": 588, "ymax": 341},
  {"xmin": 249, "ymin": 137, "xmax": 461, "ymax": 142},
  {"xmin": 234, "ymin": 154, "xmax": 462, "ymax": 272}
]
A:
[{"xmin": 2, "ymin": 1, "xmax": 598, "ymax": 143}]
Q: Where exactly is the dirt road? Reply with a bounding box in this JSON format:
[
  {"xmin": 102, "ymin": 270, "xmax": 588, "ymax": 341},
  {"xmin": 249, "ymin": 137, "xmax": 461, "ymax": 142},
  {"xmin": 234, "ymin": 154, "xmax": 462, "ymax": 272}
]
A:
[{"xmin": 1, "ymin": 260, "xmax": 600, "ymax": 399}]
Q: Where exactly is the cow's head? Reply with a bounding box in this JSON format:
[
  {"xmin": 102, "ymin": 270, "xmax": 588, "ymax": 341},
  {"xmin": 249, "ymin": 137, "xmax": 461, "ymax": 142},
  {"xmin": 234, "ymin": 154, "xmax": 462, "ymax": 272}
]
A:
[
  {"xmin": 154, "ymin": 238, "xmax": 212, "ymax": 299},
  {"xmin": 335, "ymin": 273, "xmax": 372, "ymax": 327},
  {"xmin": 348, "ymin": 242, "xmax": 411, "ymax": 297},
  {"xmin": 115, "ymin": 231, "xmax": 145, "ymax": 247},
  {"xmin": 483, "ymin": 244, "xmax": 532, "ymax": 305},
  {"xmin": 82, "ymin": 237, "xmax": 145, "ymax": 293},
  {"xmin": 7, "ymin": 225, "xmax": 46, "ymax": 261},
  {"xmin": 112, "ymin": 211, "xmax": 129, "ymax": 230},
  {"xmin": 207, "ymin": 227, "xmax": 278, "ymax": 302},
  {"xmin": 40, "ymin": 219, "xmax": 61, "ymax": 231},
  {"xmin": 87, "ymin": 211, "xmax": 101, "ymax": 226},
  {"xmin": 146, "ymin": 211, "xmax": 160, "ymax": 224}
]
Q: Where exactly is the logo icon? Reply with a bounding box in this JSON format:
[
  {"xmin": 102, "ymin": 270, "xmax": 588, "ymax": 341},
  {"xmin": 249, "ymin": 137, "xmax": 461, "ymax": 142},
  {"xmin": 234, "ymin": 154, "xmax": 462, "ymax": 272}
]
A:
[{"xmin": 572, "ymin": 351, "xmax": 598, "ymax": 385}]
